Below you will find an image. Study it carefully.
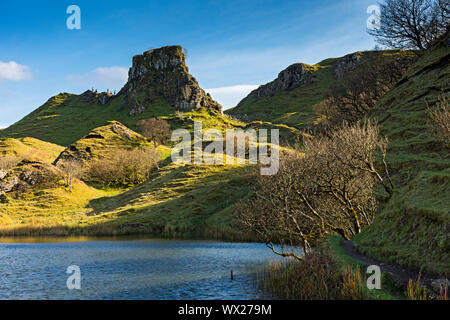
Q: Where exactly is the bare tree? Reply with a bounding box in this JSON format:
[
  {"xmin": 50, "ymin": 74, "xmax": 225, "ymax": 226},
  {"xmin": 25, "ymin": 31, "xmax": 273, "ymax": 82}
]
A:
[
  {"xmin": 137, "ymin": 118, "xmax": 171, "ymax": 147},
  {"xmin": 439, "ymin": 0, "xmax": 450, "ymax": 21},
  {"xmin": 56, "ymin": 159, "xmax": 84, "ymax": 188},
  {"xmin": 315, "ymin": 53, "xmax": 414, "ymax": 132},
  {"xmin": 368, "ymin": 0, "xmax": 448, "ymax": 50},
  {"xmin": 237, "ymin": 121, "xmax": 393, "ymax": 260}
]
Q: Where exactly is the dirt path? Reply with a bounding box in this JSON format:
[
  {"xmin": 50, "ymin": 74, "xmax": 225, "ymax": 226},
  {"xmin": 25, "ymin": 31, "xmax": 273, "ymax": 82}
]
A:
[{"xmin": 340, "ymin": 240, "xmax": 447, "ymax": 296}]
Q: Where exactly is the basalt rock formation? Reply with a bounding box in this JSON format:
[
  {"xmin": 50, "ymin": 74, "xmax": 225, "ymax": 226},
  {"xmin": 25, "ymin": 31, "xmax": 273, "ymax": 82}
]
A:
[
  {"xmin": 80, "ymin": 90, "xmax": 114, "ymax": 105},
  {"xmin": 333, "ymin": 52, "xmax": 362, "ymax": 79},
  {"xmin": 244, "ymin": 63, "xmax": 314, "ymax": 102},
  {"xmin": 119, "ymin": 46, "xmax": 222, "ymax": 115}
]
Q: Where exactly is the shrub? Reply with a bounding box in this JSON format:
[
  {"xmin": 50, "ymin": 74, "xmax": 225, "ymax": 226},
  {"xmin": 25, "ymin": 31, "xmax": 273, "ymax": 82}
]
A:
[
  {"xmin": 0, "ymin": 156, "xmax": 21, "ymax": 171},
  {"xmin": 237, "ymin": 121, "xmax": 393, "ymax": 257},
  {"xmin": 137, "ymin": 118, "xmax": 171, "ymax": 147},
  {"xmin": 315, "ymin": 53, "xmax": 414, "ymax": 132},
  {"xmin": 428, "ymin": 94, "xmax": 450, "ymax": 147},
  {"xmin": 56, "ymin": 159, "xmax": 84, "ymax": 188},
  {"xmin": 256, "ymin": 251, "xmax": 370, "ymax": 300},
  {"xmin": 86, "ymin": 148, "xmax": 160, "ymax": 188}
]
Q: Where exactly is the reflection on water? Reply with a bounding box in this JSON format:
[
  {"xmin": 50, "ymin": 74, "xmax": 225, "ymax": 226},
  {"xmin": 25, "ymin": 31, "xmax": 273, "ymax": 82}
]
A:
[{"xmin": 0, "ymin": 238, "xmax": 284, "ymax": 300}]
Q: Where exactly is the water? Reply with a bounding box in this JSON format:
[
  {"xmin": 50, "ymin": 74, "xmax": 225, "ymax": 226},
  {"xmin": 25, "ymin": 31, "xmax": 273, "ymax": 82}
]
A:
[{"xmin": 0, "ymin": 238, "xmax": 284, "ymax": 300}]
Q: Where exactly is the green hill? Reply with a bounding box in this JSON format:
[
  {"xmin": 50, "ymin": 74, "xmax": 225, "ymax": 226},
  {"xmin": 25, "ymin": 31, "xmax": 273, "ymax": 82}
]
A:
[
  {"xmin": 227, "ymin": 40, "xmax": 449, "ymax": 274},
  {"xmin": 0, "ymin": 137, "xmax": 65, "ymax": 164},
  {"xmin": 0, "ymin": 93, "xmax": 172, "ymax": 147},
  {"xmin": 0, "ymin": 46, "xmax": 231, "ymax": 146},
  {"xmin": 226, "ymin": 50, "xmax": 414, "ymax": 128},
  {"xmin": 354, "ymin": 36, "xmax": 450, "ymax": 274},
  {"xmin": 0, "ymin": 119, "xmax": 255, "ymax": 239}
]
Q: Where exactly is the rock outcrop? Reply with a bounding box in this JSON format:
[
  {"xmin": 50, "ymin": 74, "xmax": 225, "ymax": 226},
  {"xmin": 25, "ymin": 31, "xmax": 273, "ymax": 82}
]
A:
[
  {"xmin": 0, "ymin": 161, "xmax": 62, "ymax": 196},
  {"xmin": 98, "ymin": 92, "xmax": 113, "ymax": 105},
  {"xmin": 242, "ymin": 63, "xmax": 314, "ymax": 102},
  {"xmin": 119, "ymin": 46, "xmax": 222, "ymax": 114},
  {"xmin": 0, "ymin": 169, "xmax": 7, "ymax": 180},
  {"xmin": 334, "ymin": 52, "xmax": 362, "ymax": 79},
  {"xmin": 80, "ymin": 90, "xmax": 113, "ymax": 105}
]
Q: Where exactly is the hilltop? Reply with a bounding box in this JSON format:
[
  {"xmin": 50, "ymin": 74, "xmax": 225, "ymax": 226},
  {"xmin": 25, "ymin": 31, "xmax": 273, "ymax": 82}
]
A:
[
  {"xmin": 53, "ymin": 121, "xmax": 154, "ymax": 166},
  {"xmin": 0, "ymin": 46, "xmax": 227, "ymax": 146},
  {"xmin": 226, "ymin": 50, "xmax": 415, "ymax": 128}
]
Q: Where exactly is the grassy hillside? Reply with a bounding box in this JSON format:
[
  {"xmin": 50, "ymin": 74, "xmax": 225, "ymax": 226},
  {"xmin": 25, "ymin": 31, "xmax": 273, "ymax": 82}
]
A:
[
  {"xmin": 226, "ymin": 50, "xmax": 413, "ymax": 128},
  {"xmin": 0, "ymin": 137, "xmax": 64, "ymax": 164},
  {"xmin": 0, "ymin": 162, "xmax": 254, "ymax": 240},
  {"xmin": 0, "ymin": 117, "xmax": 259, "ymax": 240},
  {"xmin": 226, "ymin": 58, "xmax": 336, "ymax": 127},
  {"xmin": 0, "ymin": 92, "xmax": 243, "ymax": 147},
  {"xmin": 355, "ymin": 37, "xmax": 450, "ymax": 274},
  {"xmin": 53, "ymin": 121, "xmax": 155, "ymax": 165},
  {"xmin": 0, "ymin": 93, "xmax": 168, "ymax": 146}
]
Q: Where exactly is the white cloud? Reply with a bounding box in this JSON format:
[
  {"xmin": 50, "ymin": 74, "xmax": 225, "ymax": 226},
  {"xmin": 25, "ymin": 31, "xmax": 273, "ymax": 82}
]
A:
[
  {"xmin": 67, "ymin": 66, "xmax": 128, "ymax": 90},
  {"xmin": 0, "ymin": 61, "xmax": 32, "ymax": 81},
  {"xmin": 205, "ymin": 85, "xmax": 259, "ymax": 109}
]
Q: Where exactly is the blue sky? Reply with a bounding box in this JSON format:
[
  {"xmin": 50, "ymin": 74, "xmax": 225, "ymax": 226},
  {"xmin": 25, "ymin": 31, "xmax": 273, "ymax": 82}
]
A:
[{"xmin": 0, "ymin": 0, "xmax": 377, "ymax": 128}]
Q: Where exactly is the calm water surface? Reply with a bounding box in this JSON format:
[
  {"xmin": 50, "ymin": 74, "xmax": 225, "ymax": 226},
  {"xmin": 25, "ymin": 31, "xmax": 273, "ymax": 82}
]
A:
[{"xmin": 0, "ymin": 238, "xmax": 284, "ymax": 300}]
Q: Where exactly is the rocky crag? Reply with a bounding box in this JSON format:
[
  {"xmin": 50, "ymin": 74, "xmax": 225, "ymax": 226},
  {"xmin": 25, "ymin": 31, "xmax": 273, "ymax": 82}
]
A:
[{"xmin": 119, "ymin": 46, "xmax": 222, "ymax": 115}]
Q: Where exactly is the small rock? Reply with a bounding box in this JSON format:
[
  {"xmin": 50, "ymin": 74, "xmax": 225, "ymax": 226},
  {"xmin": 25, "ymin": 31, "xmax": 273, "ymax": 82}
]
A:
[
  {"xmin": 0, "ymin": 169, "xmax": 7, "ymax": 180},
  {"xmin": 98, "ymin": 92, "xmax": 112, "ymax": 105},
  {"xmin": 431, "ymin": 279, "xmax": 448, "ymax": 293}
]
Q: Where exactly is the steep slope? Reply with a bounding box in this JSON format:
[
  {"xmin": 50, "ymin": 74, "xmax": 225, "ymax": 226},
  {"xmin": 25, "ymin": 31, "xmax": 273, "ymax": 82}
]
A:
[
  {"xmin": 120, "ymin": 46, "xmax": 222, "ymax": 114},
  {"xmin": 226, "ymin": 50, "xmax": 413, "ymax": 128},
  {"xmin": 355, "ymin": 36, "xmax": 450, "ymax": 274},
  {"xmin": 0, "ymin": 137, "xmax": 64, "ymax": 164},
  {"xmin": 53, "ymin": 121, "xmax": 154, "ymax": 166},
  {"xmin": 0, "ymin": 46, "xmax": 226, "ymax": 146}
]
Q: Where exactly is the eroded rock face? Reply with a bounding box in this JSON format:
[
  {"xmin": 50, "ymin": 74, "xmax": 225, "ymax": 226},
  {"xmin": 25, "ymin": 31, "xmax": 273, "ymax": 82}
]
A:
[
  {"xmin": 98, "ymin": 92, "xmax": 113, "ymax": 105},
  {"xmin": 80, "ymin": 90, "xmax": 98, "ymax": 103},
  {"xmin": 119, "ymin": 46, "xmax": 222, "ymax": 114},
  {"xmin": 334, "ymin": 53, "xmax": 362, "ymax": 79},
  {"xmin": 0, "ymin": 161, "xmax": 62, "ymax": 195},
  {"xmin": 244, "ymin": 63, "xmax": 313, "ymax": 101},
  {"xmin": 80, "ymin": 90, "xmax": 113, "ymax": 105}
]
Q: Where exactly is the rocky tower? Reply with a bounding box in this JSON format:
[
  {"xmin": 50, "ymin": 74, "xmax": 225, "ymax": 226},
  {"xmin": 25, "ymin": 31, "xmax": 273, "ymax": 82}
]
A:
[{"xmin": 119, "ymin": 46, "xmax": 222, "ymax": 114}]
